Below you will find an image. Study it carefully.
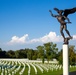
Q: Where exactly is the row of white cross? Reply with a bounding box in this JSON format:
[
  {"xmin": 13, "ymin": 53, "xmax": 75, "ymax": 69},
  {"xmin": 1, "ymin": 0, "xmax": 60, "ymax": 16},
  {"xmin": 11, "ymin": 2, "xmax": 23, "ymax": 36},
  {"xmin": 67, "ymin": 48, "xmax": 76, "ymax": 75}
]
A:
[{"xmin": 0, "ymin": 60, "xmax": 76, "ymax": 75}]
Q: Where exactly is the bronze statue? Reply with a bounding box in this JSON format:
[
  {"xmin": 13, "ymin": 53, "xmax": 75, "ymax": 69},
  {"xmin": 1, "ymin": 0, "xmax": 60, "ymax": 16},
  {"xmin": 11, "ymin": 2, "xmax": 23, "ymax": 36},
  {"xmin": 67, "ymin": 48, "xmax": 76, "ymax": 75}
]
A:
[{"xmin": 49, "ymin": 7, "xmax": 76, "ymax": 44}]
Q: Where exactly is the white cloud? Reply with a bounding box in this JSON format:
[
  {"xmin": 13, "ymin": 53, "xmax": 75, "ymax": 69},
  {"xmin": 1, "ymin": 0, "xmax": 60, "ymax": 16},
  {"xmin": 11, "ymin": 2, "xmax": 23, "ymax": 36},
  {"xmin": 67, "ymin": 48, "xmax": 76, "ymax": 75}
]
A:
[
  {"xmin": 7, "ymin": 31, "xmax": 76, "ymax": 45},
  {"xmin": 30, "ymin": 32, "xmax": 62, "ymax": 43},
  {"xmin": 7, "ymin": 31, "xmax": 63, "ymax": 45},
  {"xmin": 7, "ymin": 34, "xmax": 29, "ymax": 45},
  {"xmin": 73, "ymin": 35, "xmax": 76, "ymax": 40},
  {"xmin": 40, "ymin": 32, "xmax": 62, "ymax": 43}
]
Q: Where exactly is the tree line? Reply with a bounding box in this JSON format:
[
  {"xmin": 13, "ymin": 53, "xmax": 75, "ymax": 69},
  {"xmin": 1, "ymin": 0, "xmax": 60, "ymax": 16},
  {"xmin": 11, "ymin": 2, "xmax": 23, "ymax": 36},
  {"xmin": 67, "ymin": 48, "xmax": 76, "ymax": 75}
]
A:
[{"xmin": 0, "ymin": 42, "xmax": 76, "ymax": 65}]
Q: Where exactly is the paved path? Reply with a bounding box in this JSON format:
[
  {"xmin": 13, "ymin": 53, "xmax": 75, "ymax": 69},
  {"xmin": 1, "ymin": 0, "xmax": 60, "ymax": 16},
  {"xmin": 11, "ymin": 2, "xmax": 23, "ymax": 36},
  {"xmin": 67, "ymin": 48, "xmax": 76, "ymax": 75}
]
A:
[
  {"xmin": 61, "ymin": 71, "xmax": 76, "ymax": 75},
  {"xmin": 69, "ymin": 71, "xmax": 76, "ymax": 75}
]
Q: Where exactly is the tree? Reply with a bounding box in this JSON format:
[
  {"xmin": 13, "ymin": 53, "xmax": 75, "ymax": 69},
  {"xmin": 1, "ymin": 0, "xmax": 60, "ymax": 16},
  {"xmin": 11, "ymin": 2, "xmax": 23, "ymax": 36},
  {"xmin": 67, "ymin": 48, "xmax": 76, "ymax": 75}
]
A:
[
  {"xmin": 44, "ymin": 42, "xmax": 58, "ymax": 63},
  {"xmin": 57, "ymin": 49, "xmax": 63, "ymax": 64},
  {"xmin": 36, "ymin": 45, "xmax": 45, "ymax": 63},
  {"xmin": 69, "ymin": 45, "xmax": 76, "ymax": 65},
  {"xmin": 15, "ymin": 50, "xmax": 19, "ymax": 58},
  {"xmin": 0, "ymin": 48, "xmax": 2, "ymax": 51},
  {"xmin": 6, "ymin": 50, "xmax": 15, "ymax": 58},
  {"xmin": 27, "ymin": 49, "xmax": 33, "ymax": 60},
  {"xmin": 0, "ymin": 50, "xmax": 6, "ymax": 58},
  {"xmin": 15, "ymin": 49, "xmax": 27, "ymax": 58},
  {"xmin": 32, "ymin": 50, "xmax": 38, "ymax": 60}
]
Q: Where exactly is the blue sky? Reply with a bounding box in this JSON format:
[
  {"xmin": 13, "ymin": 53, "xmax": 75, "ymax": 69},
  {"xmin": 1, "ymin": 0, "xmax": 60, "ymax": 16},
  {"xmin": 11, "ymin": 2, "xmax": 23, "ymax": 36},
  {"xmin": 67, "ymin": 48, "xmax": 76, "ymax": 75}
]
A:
[{"xmin": 0, "ymin": 0, "xmax": 76, "ymax": 50}]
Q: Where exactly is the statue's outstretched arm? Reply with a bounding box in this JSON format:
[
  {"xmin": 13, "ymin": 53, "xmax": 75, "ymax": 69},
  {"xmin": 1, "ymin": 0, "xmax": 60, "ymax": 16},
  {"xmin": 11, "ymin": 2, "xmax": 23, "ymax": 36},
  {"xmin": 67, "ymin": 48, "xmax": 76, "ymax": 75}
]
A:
[{"xmin": 49, "ymin": 10, "xmax": 57, "ymax": 17}]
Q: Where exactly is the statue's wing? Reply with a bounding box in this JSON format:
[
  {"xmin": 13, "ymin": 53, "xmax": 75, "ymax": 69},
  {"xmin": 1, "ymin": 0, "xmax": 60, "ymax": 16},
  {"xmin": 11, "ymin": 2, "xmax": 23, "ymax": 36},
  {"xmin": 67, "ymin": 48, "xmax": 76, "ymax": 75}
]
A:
[{"xmin": 63, "ymin": 7, "xmax": 76, "ymax": 17}]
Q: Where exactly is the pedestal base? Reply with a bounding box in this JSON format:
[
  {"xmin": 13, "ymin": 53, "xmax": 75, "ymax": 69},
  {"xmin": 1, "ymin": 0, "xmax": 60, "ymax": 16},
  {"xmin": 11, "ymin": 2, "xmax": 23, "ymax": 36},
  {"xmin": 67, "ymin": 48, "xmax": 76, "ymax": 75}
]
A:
[
  {"xmin": 63, "ymin": 44, "xmax": 69, "ymax": 75},
  {"xmin": 64, "ymin": 37, "xmax": 72, "ymax": 44}
]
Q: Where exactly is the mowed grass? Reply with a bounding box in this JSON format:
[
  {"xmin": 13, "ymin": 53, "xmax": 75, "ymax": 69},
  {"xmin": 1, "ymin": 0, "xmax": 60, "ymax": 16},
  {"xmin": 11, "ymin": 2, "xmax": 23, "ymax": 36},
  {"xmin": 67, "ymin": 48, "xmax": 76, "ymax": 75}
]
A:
[
  {"xmin": 36, "ymin": 68, "xmax": 63, "ymax": 75},
  {"xmin": 14, "ymin": 65, "xmax": 76, "ymax": 75},
  {"xmin": 22, "ymin": 67, "xmax": 76, "ymax": 75}
]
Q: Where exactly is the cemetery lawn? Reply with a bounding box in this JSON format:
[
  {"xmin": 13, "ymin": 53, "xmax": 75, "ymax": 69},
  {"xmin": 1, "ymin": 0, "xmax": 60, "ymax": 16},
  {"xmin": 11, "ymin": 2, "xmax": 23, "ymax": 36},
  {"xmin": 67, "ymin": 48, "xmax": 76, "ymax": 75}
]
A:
[
  {"xmin": 0, "ymin": 60, "xmax": 76, "ymax": 75},
  {"xmin": 16, "ymin": 65, "xmax": 76, "ymax": 75},
  {"xmin": 31, "ymin": 68, "xmax": 76, "ymax": 75}
]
